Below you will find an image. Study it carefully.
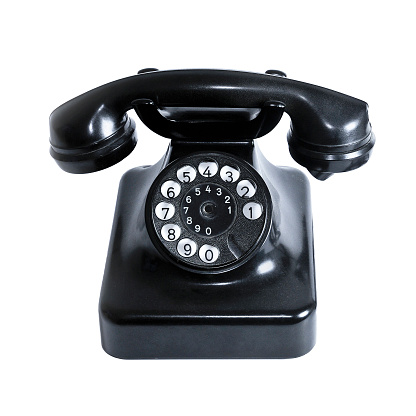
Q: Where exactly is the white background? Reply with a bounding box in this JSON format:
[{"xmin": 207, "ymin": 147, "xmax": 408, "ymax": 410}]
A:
[{"xmin": 1, "ymin": 1, "xmax": 415, "ymax": 414}]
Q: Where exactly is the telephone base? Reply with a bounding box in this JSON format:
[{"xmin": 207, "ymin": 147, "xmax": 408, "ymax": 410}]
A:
[
  {"xmin": 98, "ymin": 144, "xmax": 317, "ymax": 359},
  {"xmin": 99, "ymin": 309, "xmax": 316, "ymax": 359}
]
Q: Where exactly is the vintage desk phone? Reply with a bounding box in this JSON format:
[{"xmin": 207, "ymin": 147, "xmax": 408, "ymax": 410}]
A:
[{"xmin": 49, "ymin": 68, "xmax": 374, "ymax": 358}]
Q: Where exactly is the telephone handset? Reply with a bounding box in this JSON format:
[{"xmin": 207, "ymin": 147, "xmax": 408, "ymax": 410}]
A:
[{"xmin": 50, "ymin": 69, "xmax": 374, "ymax": 358}]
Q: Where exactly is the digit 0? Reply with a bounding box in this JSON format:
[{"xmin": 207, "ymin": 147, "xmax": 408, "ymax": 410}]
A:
[{"xmin": 205, "ymin": 250, "xmax": 213, "ymax": 261}]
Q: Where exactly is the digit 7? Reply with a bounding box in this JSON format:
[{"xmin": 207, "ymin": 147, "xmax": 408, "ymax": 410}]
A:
[{"xmin": 162, "ymin": 207, "xmax": 170, "ymax": 219}]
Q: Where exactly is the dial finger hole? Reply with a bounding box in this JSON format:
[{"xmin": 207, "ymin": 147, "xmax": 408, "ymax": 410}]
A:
[
  {"xmin": 220, "ymin": 165, "xmax": 240, "ymax": 183},
  {"xmin": 177, "ymin": 238, "xmax": 197, "ymax": 257},
  {"xmin": 177, "ymin": 165, "xmax": 197, "ymax": 183},
  {"xmin": 243, "ymin": 202, "xmax": 263, "ymax": 220},
  {"xmin": 161, "ymin": 224, "xmax": 181, "ymax": 241},
  {"xmin": 161, "ymin": 180, "xmax": 181, "ymax": 198},
  {"xmin": 236, "ymin": 179, "xmax": 256, "ymax": 198},
  {"xmin": 198, "ymin": 161, "xmax": 218, "ymax": 178},
  {"xmin": 155, "ymin": 202, "xmax": 175, "ymax": 220},
  {"xmin": 199, "ymin": 244, "xmax": 219, "ymax": 263}
]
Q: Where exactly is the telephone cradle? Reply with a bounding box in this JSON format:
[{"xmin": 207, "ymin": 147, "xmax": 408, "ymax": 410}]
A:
[{"xmin": 49, "ymin": 69, "xmax": 375, "ymax": 359}]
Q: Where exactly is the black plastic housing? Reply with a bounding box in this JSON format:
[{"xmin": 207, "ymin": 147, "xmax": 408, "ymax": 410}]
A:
[
  {"xmin": 99, "ymin": 141, "xmax": 316, "ymax": 359},
  {"xmin": 49, "ymin": 69, "xmax": 374, "ymax": 179},
  {"xmin": 49, "ymin": 68, "xmax": 375, "ymax": 359}
]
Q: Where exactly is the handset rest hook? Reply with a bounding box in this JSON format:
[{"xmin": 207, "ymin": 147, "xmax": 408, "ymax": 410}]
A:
[{"xmin": 131, "ymin": 99, "xmax": 285, "ymax": 141}]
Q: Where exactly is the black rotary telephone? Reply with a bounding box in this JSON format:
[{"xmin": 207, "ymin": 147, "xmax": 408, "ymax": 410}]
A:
[{"xmin": 49, "ymin": 68, "xmax": 375, "ymax": 359}]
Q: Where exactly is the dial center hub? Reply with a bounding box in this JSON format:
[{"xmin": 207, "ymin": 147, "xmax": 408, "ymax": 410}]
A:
[
  {"xmin": 180, "ymin": 183, "xmax": 236, "ymax": 237},
  {"xmin": 200, "ymin": 201, "xmax": 217, "ymax": 218}
]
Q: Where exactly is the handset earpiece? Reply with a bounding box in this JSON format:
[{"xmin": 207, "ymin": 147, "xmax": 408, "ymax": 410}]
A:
[
  {"xmin": 49, "ymin": 90, "xmax": 138, "ymax": 174},
  {"xmin": 49, "ymin": 69, "xmax": 374, "ymax": 178},
  {"xmin": 285, "ymin": 86, "xmax": 375, "ymax": 179}
]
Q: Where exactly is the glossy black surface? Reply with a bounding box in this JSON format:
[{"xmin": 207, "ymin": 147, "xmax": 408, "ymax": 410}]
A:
[
  {"xmin": 49, "ymin": 69, "xmax": 374, "ymax": 178},
  {"xmin": 49, "ymin": 69, "xmax": 375, "ymax": 359},
  {"xmin": 99, "ymin": 142, "xmax": 316, "ymax": 358},
  {"xmin": 132, "ymin": 99, "xmax": 285, "ymax": 140}
]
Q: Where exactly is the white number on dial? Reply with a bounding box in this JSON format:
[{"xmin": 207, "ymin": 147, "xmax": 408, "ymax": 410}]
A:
[
  {"xmin": 199, "ymin": 244, "xmax": 219, "ymax": 263},
  {"xmin": 236, "ymin": 179, "xmax": 256, "ymax": 198},
  {"xmin": 161, "ymin": 180, "xmax": 181, "ymax": 198},
  {"xmin": 243, "ymin": 202, "xmax": 263, "ymax": 220},
  {"xmin": 161, "ymin": 224, "xmax": 181, "ymax": 241},
  {"xmin": 155, "ymin": 202, "xmax": 175, "ymax": 220},
  {"xmin": 220, "ymin": 165, "xmax": 240, "ymax": 183},
  {"xmin": 177, "ymin": 165, "xmax": 197, "ymax": 183},
  {"xmin": 198, "ymin": 161, "xmax": 218, "ymax": 178},
  {"xmin": 177, "ymin": 238, "xmax": 197, "ymax": 257}
]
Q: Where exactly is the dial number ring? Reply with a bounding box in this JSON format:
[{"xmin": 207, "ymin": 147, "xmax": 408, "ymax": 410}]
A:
[{"xmin": 147, "ymin": 152, "xmax": 272, "ymax": 273}]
